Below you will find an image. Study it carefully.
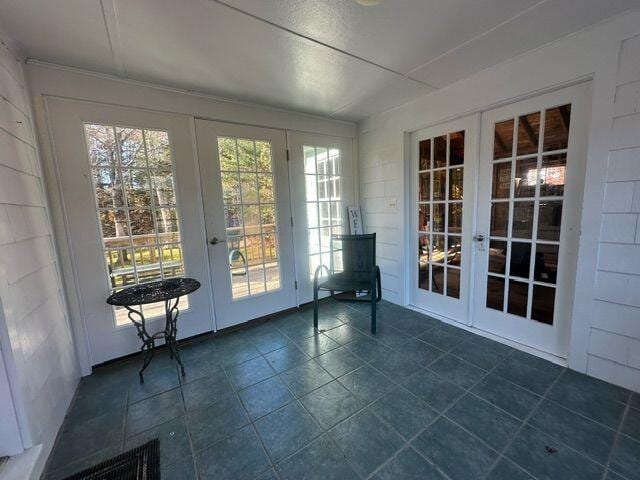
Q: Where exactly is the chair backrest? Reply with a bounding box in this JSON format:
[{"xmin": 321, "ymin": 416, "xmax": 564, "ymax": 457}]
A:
[{"xmin": 330, "ymin": 233, "xmax": 376, "ymax": 280}]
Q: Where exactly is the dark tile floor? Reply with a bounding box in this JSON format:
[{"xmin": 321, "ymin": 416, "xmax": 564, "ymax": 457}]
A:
[{"xmin": 43, "ymin": 299, "xmax": 640, "ymax": 480}]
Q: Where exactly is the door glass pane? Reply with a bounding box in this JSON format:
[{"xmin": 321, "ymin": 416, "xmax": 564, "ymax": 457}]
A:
[
  {"xmin": 488, "ymin": 240, "xmax": 507, "ymax": 274},
  {"xmin": 514, "ymin": 158, "xmax": 537, "ymax": 198},
  {"xmin": 433, "ymin": 170, "xmax": 446, "ymax": 201},
  {"xmin": 491, "ymin": 162, "xmax": 511, "ymax": 199},
  {"xmin": 534, "ymin": 244, "xmax": 558, "ymax": 283},
  {"xmin": 543, "ymin": 105, "xmax": 571, "ymax": 152},
  {"xmin": 419, "ymin": 139, "xmax": 431, "ymax": 170},
  {"xmin": 538, "ymin": 201, "xmax": 563, "ymax": 241},
  {"xmin": 532, "ymin": 286, "xmax": 555, "ymax": 324},
  {"xmin": 517, "ymin": 112, "xmax": 540, "ymax": 156},
  {"xmin": 85, "ymin": 124, "xmax": 188, "ymax": 325},
  {"xmin": 433, "ymin": 136, "xmax": 447, "ymax": 168},
  {"xmin": 511, "ymin": 201, "xmax": 534, "ymax": 238},
  {"xmin": 432, "ymin": 265, "xmax": 444, "ymax": 294},
  {"xmin": 418, "ymin": 235, "xmax": 429, "ymax": 290},
  {"xmin": 494, "ymin": 119, "xmax": 514, "ymax": 160},
  {"xmin": 418, "ymin": 204, "xmax": 430, "ymax": 232},
  {"xmin": 447, "ymin": 236, "xmax": 461, "ymax": 266},
  {"xmin": 540, "ymin": 154, "xmax": 566, "ymax": 197},
  {"xmin": 507, "ymin": 280, "xmax": 528, "ymax": 317},
  {"xmin": 449, "ymin": 168, "xmax": 463, "ymax": 200},
  {"xmin": 447, "ymin": 268, "xmax": 460, "ymax": 298},
  {"xmin": 486, "ymin": 276, "xmax": 504, "ymax": 311},
  {"xmin": 433, "ymin": 203, "xmax": 445, "ymax": 232},
  {"xmin": 419, "ymin": 172, "xmax": 430, "ymax": 201},
  {"xmin": 218, "ymin": 137, "xmax": 280, "ymax": 299},
  {"xmin": 490, "ymin": 202, "xmax": 509, "ymax": 237},
  {"xmin": 303, "ymin": 145, "xmax": 343, "ymax": 279},
  {"xmin": 449, "ymin": 131, "xmax": 465, "ymax": 166},
  {"xmin": 448, "ymin": 203, "xmax": 462, "ymax": 234},
  {"xmin": 509, "ymin": 242, "xmax": 531, "ymax": 279}
]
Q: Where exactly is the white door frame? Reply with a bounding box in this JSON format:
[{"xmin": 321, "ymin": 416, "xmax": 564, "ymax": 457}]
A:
[
  {"xmin": 44, "ymin": 97, "xmax": 214, "ymax": 365},
  {"xmin": 196, "ymin": 119, "xmax": 297, "ymax": 329}
]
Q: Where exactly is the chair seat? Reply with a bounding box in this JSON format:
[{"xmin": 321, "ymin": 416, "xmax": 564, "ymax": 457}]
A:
[{"xmin": 317, "ymin": 273, "xmax": 371, "ymax": 292}]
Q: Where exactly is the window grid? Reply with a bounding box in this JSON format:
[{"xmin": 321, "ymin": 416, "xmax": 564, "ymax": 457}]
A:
[{"xmin": 84, "ymin": 124, "xmax": 186, "ymax": 325}]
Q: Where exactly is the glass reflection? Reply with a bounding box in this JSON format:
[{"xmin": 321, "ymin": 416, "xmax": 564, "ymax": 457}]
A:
[
  {"xmin": 490, "ymin": 202, "xmax": 509, "ymax": 237},
  {"xmin": 418, "ymin": 235, "xmax": 429, "ymax": 290},
  {"xmin": 540, "ymin": 154, "xmax": 566, "ymax": 197},
  {"xmin": 419, "ymin": 172, "xmax": 430, "ymax": 201},
  {"xmin": 538, "ymin": 201, "xmax": 563, "ymax": 241},
  {"xmin": 488, "ymin": 240, "xmax": 507, "ymax": 274},
  {"xmin": 511, "ymin": 201, "xmax": 534, "ymax": 238},
  {"xmin": 447, "ymin": 236, "xmax": 461, "ymax": 266},
  {"xmin": 509, "ymin": 242, "xmax": 531, "ymax": 278},
  {"xmin": 534, "ymin": 244, "xmax": 558, "ymax": 284},
  {"xmin": 492, "ymin": 162, "xmax": 511, "ymax": 199},
  {"xmin": 508, "ymin": 280, "xmax": 528, "ymax": 317},
  {"xmin": 433, "ymin": 170, "xmax": 446, "ymax": 201},
  {"xmin": 431, "ymin": 235, "xmax": 446, "ymax": 264},
  {"xmin": 532, "ymin": 285, "xmax": 555, "ymax": 324},
  {"xmin": 543, "ymin": 105, "xmax": 571, "ymax": 152},
  {"xmin": 514, "ymin": 158, "xmax": 537, "ymax": 198},
  {"xmin": 494, "ymin": 119, "xmax": 514, "ymax": 160},
  {"xmin": 517, "ymin": 112, "xmax": 540, "ymax": 156},
  {"xmin": 432, "ymin": 265, "xmax": 444, "ymax": 294},
  {"xmin": 434, "ymin": 136, "xmax": 447, "ymax": 168},
  {"xmin": 449, "ymin": 168, "xmax": 463, "ymax": 200},
  {"xmin": 418, "ymin": 204, "xmax": 430, "ymax": 232},
  {"xmin": 448, "ymin": 203, "xmax": 462, "ymax": 234},
  {"xmin": 433, "ymin": 204, "xmax": 445, "ymax": 232}
]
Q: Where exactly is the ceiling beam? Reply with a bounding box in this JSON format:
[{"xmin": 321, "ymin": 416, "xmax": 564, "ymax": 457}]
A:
[{"xmin": 100, "ymin": 0, "xmax": 126, "ymax": 77}]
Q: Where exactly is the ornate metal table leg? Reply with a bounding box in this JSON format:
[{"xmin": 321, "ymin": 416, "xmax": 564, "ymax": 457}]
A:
[
  {"xmin": 125, "ymin": 305, "xmax": 154, "ymax": 383},
  {"xmin": 165, "ymin": 297, "xmax": 185, "ymax": 377}
]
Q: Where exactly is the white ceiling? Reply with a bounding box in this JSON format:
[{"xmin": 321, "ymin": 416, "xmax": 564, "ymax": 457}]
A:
[{"xmin": 0, "ymin": 0, "xmax": 636, "ymax": 121}]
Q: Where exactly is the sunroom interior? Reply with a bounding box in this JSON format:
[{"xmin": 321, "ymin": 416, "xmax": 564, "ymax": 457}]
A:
[{"xmin": 0, "ymin": 1, "xmax": 639, "ymax": 479}]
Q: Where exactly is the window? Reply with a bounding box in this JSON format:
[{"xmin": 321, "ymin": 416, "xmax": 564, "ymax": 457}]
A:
[
  {"xmin": 84, "ymin": 124, "xmax": 187, "ymax": 325},
  {"xmin": 304, "ymin": 145, "xmax": 343, "ymax": 278}
]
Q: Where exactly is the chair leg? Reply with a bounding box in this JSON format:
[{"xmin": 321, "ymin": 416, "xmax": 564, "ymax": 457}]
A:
[
  {"xmin": 313, "ymin": 287, "xmax": 319, "ymax": 330},
  {"xmin": 370, "ymin": 283, "xmax": 377, "ymax": 335}
]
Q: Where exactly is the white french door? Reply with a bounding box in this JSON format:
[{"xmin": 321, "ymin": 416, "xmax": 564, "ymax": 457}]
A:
[
  {"xmin": 287, "ymin": 132, "xmax": 355, "ymax": 304},
  {"xmin": 196, "ymin": 120, "xmax": 296, "ymax": 328},
  {"xmin": 46, "ymin": 98, "xmax": 213, "ymax": 364},
  {"xmin": 472, "ymin": 83, "xmax": 589, "ymax": 357},
  {"xmin": 409, "ymin": 116, "xmax": 478, "ymax": 323}
]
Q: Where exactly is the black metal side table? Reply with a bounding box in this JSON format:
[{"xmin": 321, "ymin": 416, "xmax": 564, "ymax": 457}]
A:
[{"xmin": 107, "ymin": 278, "xmax": 201, "ymax": 383}]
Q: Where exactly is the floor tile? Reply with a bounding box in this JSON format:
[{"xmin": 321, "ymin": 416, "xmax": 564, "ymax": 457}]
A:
[
  {"xmin": 632, "ymin": 393, "xmax": 640, "ymax": 410},
  {"xmin": 126, "ymin": 388, "xmax": 184, "ymax": 437},
  {"xmin": 391, "ymin": 313, "xmax": 438, "ymax": 336},
  {"xmin": 486, "ymin": 458, "xmax": 534, "ymax": 480},
  {"xmin": 315, "ymin": 346, "xmax": 362, "ymax": 377},
  {"xmin": 605, "ymin": 470, "xmax": 626, "ymax": 480},
  {"xmin": 446, "ymin": 394, "xmax": 522, "ymax": 451},
  {"xmin": 195, "ymin": 424, "xmax": 270, "ymax": 480},
  {"xmin": 187, "ymin": 394, "xmax": 249, "ymax": 450},
  {"xmin": 252, "ymin": 330, "xmax": 293, "ymax": 354},
  {"xmin": 472, "ymin": 373, "xmax": 541, "ymax": 420},
  {"xmin": 412, "ymin": 417, "xmax": 498, "ymax": 480},
  {"xmin": 493, "ymin": 350, "xmax": 563, "ymax": 395},
  {"xmin": 227, "ymin": 356, "xmax": 276, "ymax": 390},
  {"xmin": 218, "ymin": 342, "xmax": 262, "ymax": 368},
  {"xmin": 238, "ymin": 376, "xmax": 295, "ymax": 420},
  {"xmin": 622, "ymin": 406, "xmax": 640, "ymax": 441},
  {"xmin": 505, "ymin": 424, "xmax": 604, "ymax": 480},
  {"xmin": 126, "ymin": 417, "xmax": 190, "ymax": 467},
  {"xmin": 323, "ymin": 324, "xmax": 366, "ymax": 345},
  {"xmin": 330, "ymin": 408, "xmax": 405, "ymax": 478},
  {"xmin": 449, "ymin": 339, "xmax": 511, "ymax": 370},
  {"xmin": 418, "ymin": 328, "xmax": 467, "ymax": 351},
  {"xmin": 372, "ymin": 447, "xmax": 446, "ymax": 479},
  {"xmin": 369, "ymin": 350, "xmax": 423, "ymax": 383},
  {"xmin": 300, "ymin": 380, "xmax": 364, "ymax": 429},
  {"xmin": 46, "ymin": 445, "xmax": 122, "ymax": 480},
  {"xmin": 65, "ymin": 387, "xmax": 127, "ymax": 425},
  {"xmin": 429, "ymin": 354, "xmax": 486, "ymax": 389},
  {"xmin": 278, "ymin": 318, "xmax": 321, "ymax": 342},
  {"xmin": 264, "ymin": 345, "xmax": 310, "ymax": 374},
  {"xmin": 338, "ymin": 365, "xmax": 395, "ymax": 402},
  {"xmin": 180, "ymin": 354, "xmax": 226, "ymax": 385},
  {"xmin": 546, "ymin": 369, "xmax": 629, "ymax": 429},
  {"xmin": 279, "ymin": 360, "xmax": 333, "ymax": 397},
  {"xmin": 345, "ymin": 336, "xmax": 394, "ymax": 363},
  {"xmin": 400, "ymin": 338, "xmax": 444, "ymax": 368},
  {"xmin": 608, "ymin": 434, "xmax": 640, "ymax": 480},
  {"xmin": 129, "ymin": 365, "xmax": 180, "ymax": 403},
  {"xmin": 162, "ymin": 457, "xmax": 198, "ymax": 480},
  {"xmin": 254, "ymin": 468, "xmax": 278, "ymax": 480},
  {"xmin": 255, "ymin": 401, "xmax": 322, "ymax": 462},
  {"xmin": 182, "ymin": 375, "xmax": 235, "ymax": 411},
  {"xmin": 371, "ymin": 387, "xmax": 437, "ymax": 439},
  {"xmin": 369, "ymin": 324, "xmax": 413, "ymax": 349},
  {"xmin": 403, "ymin": 368, "xmax": 464, "ymax": 412},
  {"xmin": 276, "ymin": 434, "xmax": 358, "ymax": 480},
  {"xmin": 528, "ymin": 399, "xmax": 616, "ymax": 463},
  {"xmin": 295, "ymin": 332, "xmax": 340, "ymax": 358}
]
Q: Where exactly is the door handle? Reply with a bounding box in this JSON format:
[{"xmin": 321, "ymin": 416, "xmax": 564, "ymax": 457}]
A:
[
  {"xmin": 474, "ymin": 234, "xmax": 485, "ymax": 242},
  {"xmin": 209, "ymin": 237, "xmax": 226, "ymax": 245}
]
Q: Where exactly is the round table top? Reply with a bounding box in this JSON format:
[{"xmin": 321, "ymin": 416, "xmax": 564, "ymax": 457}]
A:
[{"xmin": 106, "ymin": 278, "xmax": 201, "ymax": 306}]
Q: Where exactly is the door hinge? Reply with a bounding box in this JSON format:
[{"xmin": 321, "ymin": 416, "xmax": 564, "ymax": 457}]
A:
[
  {"xmin": 294, "ymin": 280, "xmax": 298, "ymax": 290},
  {"xmin": 290, "ymin": 216, "xmax": 294, "ymax": 227},
  {"xmin": 286, "ymin": 149, "xmax": 290, "ymax": 161}
]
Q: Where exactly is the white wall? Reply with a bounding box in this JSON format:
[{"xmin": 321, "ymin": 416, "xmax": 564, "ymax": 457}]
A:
[
  {"xmin": 358, "ymin": 9, "xmax": 640, "ymax": 391},
  {"xmin": 0, "ymin": 31, "xmax": 78, "ymax": 472}
]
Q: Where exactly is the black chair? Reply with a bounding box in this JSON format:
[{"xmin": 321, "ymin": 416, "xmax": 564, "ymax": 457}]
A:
[{"xmin": 313, "ymin": 233, "xmax": 382, "ymax": 334}]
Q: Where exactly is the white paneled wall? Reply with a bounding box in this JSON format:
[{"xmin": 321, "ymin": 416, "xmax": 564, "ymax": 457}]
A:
[
  {"xmin": 0, "ymin": 31, "xmax": 78, "ymax": 470},
  {"xmin": 590, "ymin": 34, "xmax": 640, "ymax": 389}
]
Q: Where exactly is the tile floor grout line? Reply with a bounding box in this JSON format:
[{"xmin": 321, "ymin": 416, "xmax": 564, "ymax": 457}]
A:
[
  {"xmin": 481, "ymin": 366, "xmax": 568, "ymax": 480},
  {"xmin": 599, "ymin": 391, "xmax": 633, "ymax": 480}
]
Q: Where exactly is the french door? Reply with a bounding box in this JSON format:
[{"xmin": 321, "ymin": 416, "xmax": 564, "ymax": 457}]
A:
[
  {"xmin": 196, "ymin": 120, "xmax": 296, "ymax": 328},
  {"xmin": 409, "ymin": 116, "xmax": 478, "ymax": 323},
  {"xmin": 473, "ymin": 83, "xmax": 589, "ymax": 357},
  {"xmin": 46, "ymin": 98, "xmax": 213, "ymax": 364},
  {"xmin": 287, "ymin": 132, "xmax": 355, "ymax": 304}
]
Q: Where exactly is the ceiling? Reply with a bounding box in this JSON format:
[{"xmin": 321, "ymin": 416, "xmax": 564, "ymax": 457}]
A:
[{"xmin": 0, "ymin": 0, "xmax": 636, "ymax": 121}]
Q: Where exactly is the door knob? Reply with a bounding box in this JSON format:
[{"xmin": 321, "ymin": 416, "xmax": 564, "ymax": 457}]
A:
[
  {"xmin": 209, "ymin": 237, "xmax": 226, "ymax": 245},
  {"xmin": 474, "ymin": 234, "xmax": 485, "ymax": 242}
]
